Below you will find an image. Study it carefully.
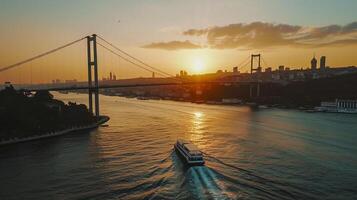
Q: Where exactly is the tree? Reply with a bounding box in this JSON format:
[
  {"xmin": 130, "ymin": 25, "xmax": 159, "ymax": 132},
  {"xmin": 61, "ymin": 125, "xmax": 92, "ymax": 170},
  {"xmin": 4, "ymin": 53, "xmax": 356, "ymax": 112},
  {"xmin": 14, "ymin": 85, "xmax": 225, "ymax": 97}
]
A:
[{"xmin": 33, "ymin": 90, "xmax": 54, "ymax": 101}]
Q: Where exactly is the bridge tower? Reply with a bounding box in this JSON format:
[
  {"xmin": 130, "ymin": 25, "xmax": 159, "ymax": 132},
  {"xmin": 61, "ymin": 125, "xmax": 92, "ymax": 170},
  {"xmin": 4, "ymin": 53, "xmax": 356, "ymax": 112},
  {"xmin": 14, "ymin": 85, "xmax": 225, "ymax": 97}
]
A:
[
  {"xmin": 87, "ymin": 34, "xmax": 100, "ymax": 118},
  {"xmin": 250, "ymin": 54, "xmax": 262, "ymax": 98},
  {"xmin": 250, "ymin": 54, "xmax": 261, "ymax": 74}
]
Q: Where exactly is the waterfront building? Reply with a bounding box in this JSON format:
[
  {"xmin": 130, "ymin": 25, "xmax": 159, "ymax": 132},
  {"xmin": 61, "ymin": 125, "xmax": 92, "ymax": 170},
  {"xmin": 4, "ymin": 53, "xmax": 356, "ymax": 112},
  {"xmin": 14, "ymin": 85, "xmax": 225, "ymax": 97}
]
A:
[
  {"xmin": 52, "ymin": 79, "xmax": 61, "ymax": 84},
  {"xmin": 65, "ymin": 79, "xmax": 77, "ymax": 84}
]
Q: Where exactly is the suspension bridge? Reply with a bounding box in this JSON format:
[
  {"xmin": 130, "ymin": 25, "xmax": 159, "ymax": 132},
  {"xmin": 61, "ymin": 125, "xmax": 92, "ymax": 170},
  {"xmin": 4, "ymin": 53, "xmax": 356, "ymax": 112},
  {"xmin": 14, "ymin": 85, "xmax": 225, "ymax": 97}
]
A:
[{"xmin": 0, "ymin": 34, "xmax": 270, "ymax": 117}]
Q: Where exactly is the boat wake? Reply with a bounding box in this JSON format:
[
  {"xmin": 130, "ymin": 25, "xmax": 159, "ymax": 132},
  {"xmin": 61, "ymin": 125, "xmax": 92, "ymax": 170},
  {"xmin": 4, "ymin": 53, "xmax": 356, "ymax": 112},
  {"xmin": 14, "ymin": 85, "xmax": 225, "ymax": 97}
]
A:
[
  {"xmin": 202, "ymin": 151, "xmax": 252, "ymax": 173},
  {"xmin": 185, "ymin": 166, "xmax": 231, "ymax": 200},
  {"xmin": 166, "ymin": 147, "xmax": 230, "ymax": 199},
  {"xmin": 202, "ymin": 152, "xmax": 304, "ymax": 200}
]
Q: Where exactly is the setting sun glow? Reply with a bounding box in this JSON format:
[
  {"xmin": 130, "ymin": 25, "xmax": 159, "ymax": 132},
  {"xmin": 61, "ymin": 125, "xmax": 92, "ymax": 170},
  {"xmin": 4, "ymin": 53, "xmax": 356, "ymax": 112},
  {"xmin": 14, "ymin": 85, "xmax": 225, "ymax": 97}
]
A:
[{"xmin": 193, "ymin": 58, "xmax": 205, "ymax": 74}]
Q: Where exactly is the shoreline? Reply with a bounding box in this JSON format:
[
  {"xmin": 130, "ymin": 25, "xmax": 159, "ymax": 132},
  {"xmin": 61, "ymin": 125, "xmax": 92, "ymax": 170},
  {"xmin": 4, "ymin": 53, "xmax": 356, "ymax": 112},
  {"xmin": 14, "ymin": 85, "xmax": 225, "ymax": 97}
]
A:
[
  {"xmin": 117, "ymin": 95, "xmax": 357, "ymax": 114},
  {"xmin": 0, "ymin": 116, "xmax": 110, "ymax": 146}
]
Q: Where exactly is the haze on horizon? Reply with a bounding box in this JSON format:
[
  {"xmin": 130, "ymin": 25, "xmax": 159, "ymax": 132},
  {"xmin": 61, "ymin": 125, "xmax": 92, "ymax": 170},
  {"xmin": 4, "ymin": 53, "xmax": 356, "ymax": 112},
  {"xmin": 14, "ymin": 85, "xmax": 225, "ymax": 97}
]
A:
[{"xmin": 0, "ymin": 0, "xmax": 357, "ymax": 83}]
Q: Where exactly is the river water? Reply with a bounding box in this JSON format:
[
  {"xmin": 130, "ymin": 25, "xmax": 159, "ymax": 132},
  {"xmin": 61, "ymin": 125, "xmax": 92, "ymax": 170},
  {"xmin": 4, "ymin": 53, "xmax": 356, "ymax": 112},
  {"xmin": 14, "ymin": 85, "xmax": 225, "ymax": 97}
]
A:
[{"xmin": 1, "ymin": 93, "xmax": 357, "ymax": 200}]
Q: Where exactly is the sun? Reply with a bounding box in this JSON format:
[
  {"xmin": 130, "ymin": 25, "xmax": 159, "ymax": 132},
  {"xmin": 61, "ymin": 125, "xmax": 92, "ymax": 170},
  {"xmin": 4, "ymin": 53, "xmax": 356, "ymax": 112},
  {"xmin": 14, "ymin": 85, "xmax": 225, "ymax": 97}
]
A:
[{"xmin": 193, "ymin": 58, "xmax": 205, "ymax": 74}]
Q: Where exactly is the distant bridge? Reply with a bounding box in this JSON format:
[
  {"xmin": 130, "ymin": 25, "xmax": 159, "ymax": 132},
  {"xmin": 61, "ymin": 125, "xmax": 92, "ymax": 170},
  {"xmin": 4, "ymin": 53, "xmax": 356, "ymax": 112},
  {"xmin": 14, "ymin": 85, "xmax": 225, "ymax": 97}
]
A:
[
  {"xmin": 0, "ymin": 34, "xmax": 269, "ymax": 117},
  {"xmin": 22, "ymin": 80, "xmax": 267, "ymax": 92}
]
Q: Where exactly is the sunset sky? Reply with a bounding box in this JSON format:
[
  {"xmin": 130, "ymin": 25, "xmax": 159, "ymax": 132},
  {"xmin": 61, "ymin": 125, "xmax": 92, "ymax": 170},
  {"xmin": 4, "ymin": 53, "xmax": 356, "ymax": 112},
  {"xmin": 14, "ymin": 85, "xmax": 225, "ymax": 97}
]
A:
[{"xmin": 1, "ymin": 0, "xmax": 357, "ymax": 83}]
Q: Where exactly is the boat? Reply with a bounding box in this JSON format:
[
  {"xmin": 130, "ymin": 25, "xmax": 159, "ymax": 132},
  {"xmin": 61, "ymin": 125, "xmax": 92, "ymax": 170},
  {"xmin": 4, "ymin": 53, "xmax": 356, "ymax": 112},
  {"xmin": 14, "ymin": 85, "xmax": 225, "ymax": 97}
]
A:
[
  {"xmin": 174, "ymin": 139, "xmax": 205, "ymax": 166},
  {"xmin": 315, "ymin": 99, "xmax": 357, "ymax": 114}
]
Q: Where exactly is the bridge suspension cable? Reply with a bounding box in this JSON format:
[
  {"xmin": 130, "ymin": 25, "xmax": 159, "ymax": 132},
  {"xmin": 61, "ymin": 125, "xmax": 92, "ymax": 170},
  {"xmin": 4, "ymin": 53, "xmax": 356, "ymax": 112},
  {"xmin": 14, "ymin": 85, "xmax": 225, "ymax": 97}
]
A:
[
  {"xmin": 0, "ymin": 36, "xmax": 87, "ymax": 73},
  {"xmin": 97, "ymin": 35, "xmax": 175, "ymax": 78},
  {"xmin": 237, "ymin": 55, "xmax": 251, "ymax": 69},
  {"xmin": 237, "ymin": 56, "xmax": 251, "ymax": 72},
  {"xmin": 97, "ymin": 41, "xmax": 183, "ymax": 82},
  {"xmin": 261, "ymin": 56, "xmax": 269, "ymax": 68},
  {"xmin": 97, "ymin": 42, "xmax": 162, "ymax": 75}
]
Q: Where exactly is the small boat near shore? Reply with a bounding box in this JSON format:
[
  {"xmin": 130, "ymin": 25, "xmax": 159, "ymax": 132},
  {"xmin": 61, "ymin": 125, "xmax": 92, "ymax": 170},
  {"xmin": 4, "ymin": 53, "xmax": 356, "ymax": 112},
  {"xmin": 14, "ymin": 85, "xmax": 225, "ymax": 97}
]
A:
[{"xmin": 174, "ymin": 139, "xmax": 205, "ymax": 166}]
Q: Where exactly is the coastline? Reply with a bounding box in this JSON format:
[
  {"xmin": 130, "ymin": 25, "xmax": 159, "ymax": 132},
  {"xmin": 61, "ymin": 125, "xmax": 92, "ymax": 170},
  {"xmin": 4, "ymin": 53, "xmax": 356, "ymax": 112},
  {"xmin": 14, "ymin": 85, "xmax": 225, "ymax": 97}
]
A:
[
  {"xmin": 117, "ymin": 95, "xmax": 357, "ymax": 114},
  {"xmin": 0, "ymin": 116, "xmax": 110, "ymax": 146}
]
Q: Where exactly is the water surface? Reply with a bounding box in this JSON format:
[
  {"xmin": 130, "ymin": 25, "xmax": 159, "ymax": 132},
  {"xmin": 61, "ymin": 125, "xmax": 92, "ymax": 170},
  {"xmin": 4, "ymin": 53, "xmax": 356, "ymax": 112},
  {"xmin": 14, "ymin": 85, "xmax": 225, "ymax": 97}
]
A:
[{"xmin": 1, "ymin": 93, "xmax": 357, "ymax": 199}]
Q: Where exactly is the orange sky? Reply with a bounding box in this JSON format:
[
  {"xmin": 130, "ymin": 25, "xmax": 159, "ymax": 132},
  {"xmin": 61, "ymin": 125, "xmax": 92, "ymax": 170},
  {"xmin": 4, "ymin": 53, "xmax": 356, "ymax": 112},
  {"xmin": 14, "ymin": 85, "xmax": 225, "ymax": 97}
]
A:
[{"xmin": 1, "ymin": 0, "xmax": 357, "ymax": 84}]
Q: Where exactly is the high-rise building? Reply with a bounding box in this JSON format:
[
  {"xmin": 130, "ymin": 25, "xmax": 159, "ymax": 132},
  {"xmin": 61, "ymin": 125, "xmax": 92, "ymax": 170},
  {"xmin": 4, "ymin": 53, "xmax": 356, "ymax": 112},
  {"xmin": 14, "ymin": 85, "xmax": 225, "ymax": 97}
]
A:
[
  {"xmin": 311, "ymin": 56, "xmax": 317, "ymax": 70},
  {"xmin": 233, "ymin": 66, "xmax": 238, "ymax": 73},
  {"xmin": 278, "ymin": 65, "xmax": 285, "ymax": 71},
  {"xmin": 320, "ymin": 56, "xmax": 326, "ymax": 70},
  {"xmin": 110, "ymin": 72, "xmax": 113, "ymax": 80}
]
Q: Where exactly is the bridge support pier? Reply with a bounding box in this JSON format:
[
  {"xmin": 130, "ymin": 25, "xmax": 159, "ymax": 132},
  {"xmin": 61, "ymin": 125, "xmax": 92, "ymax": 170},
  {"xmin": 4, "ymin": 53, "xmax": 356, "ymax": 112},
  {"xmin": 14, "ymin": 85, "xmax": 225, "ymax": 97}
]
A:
[
  {"xmin": 87, "ymin": 34, "xmax": 100, "ymax": 118},
  {"xmin": 249, "ymin": 84, "xmax": 253, "ymax": 98},
  {"xmin": 249, "ymin": 83, "xmax": 261, "ymax": 99},
  {"xmin": 249, "ymin": 54, "xmax": 262, "ymax": 99}
]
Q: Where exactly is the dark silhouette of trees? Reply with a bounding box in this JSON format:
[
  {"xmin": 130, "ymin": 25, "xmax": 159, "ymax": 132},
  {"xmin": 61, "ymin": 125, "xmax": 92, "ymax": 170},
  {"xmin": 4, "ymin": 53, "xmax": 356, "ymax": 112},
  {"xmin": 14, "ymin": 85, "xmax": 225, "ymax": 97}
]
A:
[
  {"xmin": 0, "ymin": 86, "xmax": 95, "ymax": 140},
  {"xmin": 33, "ymin": 90, "xmax": 54, "ymax": 101}
]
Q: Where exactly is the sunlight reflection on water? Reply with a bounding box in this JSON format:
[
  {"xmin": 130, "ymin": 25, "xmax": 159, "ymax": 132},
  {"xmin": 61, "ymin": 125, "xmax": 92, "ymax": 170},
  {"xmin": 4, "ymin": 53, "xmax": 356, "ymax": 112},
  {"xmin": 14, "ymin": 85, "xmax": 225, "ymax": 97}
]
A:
[
  {"xmin": 1, "ymin": 93, "xmax": 357, "ymax": 200},
  {"xmin": 189, "ymin": 111, "xmax": 205, "ymax": 144}
]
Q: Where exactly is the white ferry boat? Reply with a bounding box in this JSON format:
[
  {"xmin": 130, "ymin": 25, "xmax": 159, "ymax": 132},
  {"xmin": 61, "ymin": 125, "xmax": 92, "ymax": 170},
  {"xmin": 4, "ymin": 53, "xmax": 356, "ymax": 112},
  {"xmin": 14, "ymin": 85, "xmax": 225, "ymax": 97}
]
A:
[
  {"xmin": 174, "ymin": 139, "xmax": 205, "ymax": 166},
  {"xmin": 315, "ymin": 99, "xmax": 357, "ymax": 114}
]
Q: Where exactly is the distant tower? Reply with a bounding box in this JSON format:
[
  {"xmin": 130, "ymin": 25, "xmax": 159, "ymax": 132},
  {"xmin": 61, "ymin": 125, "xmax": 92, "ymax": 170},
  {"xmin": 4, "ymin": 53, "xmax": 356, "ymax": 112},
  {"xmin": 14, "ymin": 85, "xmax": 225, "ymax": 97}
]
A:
[
  {"xmin": 233, "ymin": 66, "xmax": 239, "ymax": 73},
  {"xmin": 278, "ymin": 65, "xmax": 285, "ymax": 71},
  {"xmin": 311, "ymin": 55, "xmax": 317, "ymax": 70},
  {"xmin": 110, "ymin": 72, "xmax": 113, "ymax": 80},
  {"xmin": 320, "ymin": 56, "xmax": 326, "ymax": 70},
  {"xmin": 152, "ymin": 72, "xmax": 155, "ymax": 78}
]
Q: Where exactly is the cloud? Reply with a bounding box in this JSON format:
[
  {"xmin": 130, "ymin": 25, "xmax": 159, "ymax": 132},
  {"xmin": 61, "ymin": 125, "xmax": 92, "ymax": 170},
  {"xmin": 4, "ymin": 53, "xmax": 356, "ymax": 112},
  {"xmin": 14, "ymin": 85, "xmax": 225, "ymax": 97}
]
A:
[
  {"xmin": 142, "ymin": 21, "xmax": 357, "ymax": 50},
  {"xmin": 182, "ymin": 21, "xmax": 357, "ymax": 49},
  {"xmin": 158, "ymin": 26, "xmax": 182, "ymax": 34},
  {"xmin": 142, "ymin": 40, "xmax": 201, "ymax": 50}
]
